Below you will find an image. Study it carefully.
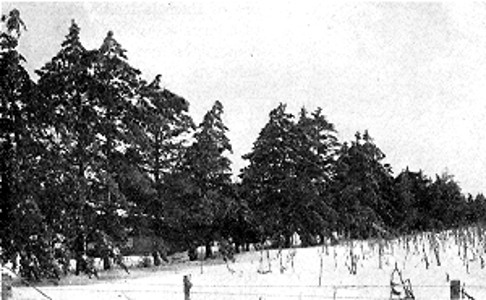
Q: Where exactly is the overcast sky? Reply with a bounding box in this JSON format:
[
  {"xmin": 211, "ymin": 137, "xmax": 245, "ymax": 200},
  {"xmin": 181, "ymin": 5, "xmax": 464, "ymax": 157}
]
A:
[{"xmin": 3, "ymin": 1, "xmax": 486, "ymax": 195}]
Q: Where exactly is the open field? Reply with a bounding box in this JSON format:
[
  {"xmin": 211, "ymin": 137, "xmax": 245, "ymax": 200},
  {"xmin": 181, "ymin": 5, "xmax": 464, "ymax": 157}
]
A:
[{"xmin": 6, "ymin": 227, "xmax": 486, "ymax": 300}]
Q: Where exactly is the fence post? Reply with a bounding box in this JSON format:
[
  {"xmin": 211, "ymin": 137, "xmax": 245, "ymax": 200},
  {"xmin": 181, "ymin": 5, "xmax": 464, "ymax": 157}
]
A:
[
  {"xmin": 450, "ymin": 280, "xmax": 460, "ymax": 300},
  {"xmin": 183, "ymin": 274, "xmax": 192, "ymax": 300}
]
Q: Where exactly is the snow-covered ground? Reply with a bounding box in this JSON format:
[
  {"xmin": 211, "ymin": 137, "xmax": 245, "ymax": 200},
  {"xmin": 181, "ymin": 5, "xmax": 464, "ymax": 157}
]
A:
[{"xmin": 6, "ymin": 229, "xmax": 486, "ymax": 300}]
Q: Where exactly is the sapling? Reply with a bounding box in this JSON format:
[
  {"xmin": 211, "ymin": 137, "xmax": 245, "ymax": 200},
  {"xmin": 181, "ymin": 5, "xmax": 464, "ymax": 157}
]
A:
[
  {"xmin": 287, "ymin": 248, "xmax": 296, "ymax": 271},
  {"xmin": 333, "ymin": 247, "xmax": 338, "ymax": 269},
  {"xmin": 346, "ymin": 241, "xmax": 358, "ymax": 275},
  {"xmin": 422, "ymin": 245, "xmax": 429, "ymax": 269},
  {"xmin": 378, "ymin": 238, "xmax": 384, "ymax": 270},
  {"xmin": 318, "ymin": 248, "xmax": 324, "ymax": 286},
  {"xmin": 258, "ymin": 248, "xmax": 272, "ymax": 274},
  {"xmin": 431, "ymin": 233, "xmax": 441, "ymax": 267},
  {"xmin": 279, "ymin": 252, "xmax": 285, "ymax": 274}
]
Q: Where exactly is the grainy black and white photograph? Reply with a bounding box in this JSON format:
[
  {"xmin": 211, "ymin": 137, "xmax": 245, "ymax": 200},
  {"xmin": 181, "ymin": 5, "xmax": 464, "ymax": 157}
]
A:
[{"xmin": 1, "ymin": 1, "xmax": 486, "ymax": 299}]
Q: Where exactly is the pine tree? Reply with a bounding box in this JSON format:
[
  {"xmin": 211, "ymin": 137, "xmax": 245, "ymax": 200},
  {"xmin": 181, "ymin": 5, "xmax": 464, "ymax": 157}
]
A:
[
  {"xmin": 394, "ymin": 168, "xmax": 431, "ymax": 232},
  {"xmin": 428, "ymin": 173, "xmax": 467, "ymax": 229},
  {"xmin": 36, "ymin": 20, "xmax": 97, "ymax": 248},
  {"xmin": 36, "ymin": 25, "xmax": 145, "ymax": 254},
  {"xmin": 165, "ymin": 100, "xmax": 233, "ymax": 259},
  {"xmin": 331, "ymin": 131, "xmax": 395, "ymax": 238},
  {"xmin": 0, "ymin": 8, "xmax": 45, "ymax": 259},
  {"xmin": 241, "ymin": 104, "xmax": 297, "ymax": 243},
  {"xmin": 241, "ymin": 104, "xmax": 339, "ymax": 246},
  {"xmin": 125, "ymin": 75, "xmax": 194, "ymax": 236},
  {"xmin": 85, "ymin": 30, "xmax": 144, "ymax": 243},
  {"xmin": 136, "ymin": 74, "xmax": 194, "ymax": 186},
  {"xmin": 294, "ymin": 107, "xmax": 340, "ymax": 244}
]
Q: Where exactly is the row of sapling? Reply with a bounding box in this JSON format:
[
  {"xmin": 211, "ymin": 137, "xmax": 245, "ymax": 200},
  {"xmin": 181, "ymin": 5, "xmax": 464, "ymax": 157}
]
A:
[
  {"xmin": 452, "ymin": 225, "xmax": 486, "ymax": 273},
  {"xmin": 252, "ymin": 224, "xmax": 485, "ymax": 293}
]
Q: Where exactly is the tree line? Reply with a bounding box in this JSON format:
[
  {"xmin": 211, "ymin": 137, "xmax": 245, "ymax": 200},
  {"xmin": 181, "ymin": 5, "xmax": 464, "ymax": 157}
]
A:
[{"xmin": 1, "ymin": 10, "xmax": 485, "ymax": 276}]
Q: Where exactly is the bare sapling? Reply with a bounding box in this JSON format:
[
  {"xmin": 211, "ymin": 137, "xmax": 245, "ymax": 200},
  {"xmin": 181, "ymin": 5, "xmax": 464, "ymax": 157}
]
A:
[
  {"xmin": 463, "ymin": 235, "xmax": 468, "ymax": 265},
  {"xmin": 431, "ymin": 233, "xmax": 441, "ymax": 267},
  {"xmin": 333, "ymin": 247, "xmax": 338, "ymax": 270},
  {"xmin": 287, "ymin": 248, "xmax": 296, "ymax": 271},
  {"xmin": 413, "ymin": 235, "xmax": 420, "ymax": 255},
  {"xmin": 319, "ymin": 248, "xmax": 324, "ymax": 286},
  {"xmin": 323, "ymin": 233, "xmax": 329, "ymax": 256},
  {"xmin": 422, "ymin": 244, "xmax": 429, "ymax": 269},
  {"xmin": 378, "ymin": 238, "xmax": 384, "ymax": 270},
  {"xmin": 346, "ymin": 240, "xmax": 357, "ymax": 275},
  {"xmin": 258, "ymin": 247, "xmax": 272, "ymax": 274},
  {"xmin": 455, "ymin": 229, "xmax": 461, "ymax": 257},
  {"xmin": 278, "ymin": 250, "xmax": 285, "ymax": 274},
  {"xmin": 360, "ymin": 242, "xmax": 366, "ymax": 260}
]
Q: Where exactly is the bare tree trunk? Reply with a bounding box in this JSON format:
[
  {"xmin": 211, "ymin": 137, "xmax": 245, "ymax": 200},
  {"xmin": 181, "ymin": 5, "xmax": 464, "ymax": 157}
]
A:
[{"xmin": 205, "ymin": 242, "xmax": 213, "ymax": 259}]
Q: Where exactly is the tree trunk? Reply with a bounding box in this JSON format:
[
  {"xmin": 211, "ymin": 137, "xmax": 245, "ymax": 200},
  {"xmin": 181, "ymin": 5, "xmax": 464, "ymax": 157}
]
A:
[
  {"xmin": 285, "ymin": 234, "xmax": 292, "ymax": 248},
  {"xmin": 188, "ymin": 246, "xmax": 198, "ymax": 261},
  {"xmin": 234, "ymin": 241, "xmax": 241, "ymax": 254},
  {"xmin": 205, "ymin": 242, "xmax": 213, "ymax": 259},
  {"xmin": 154, "ymin": 132, "xmax": 160, "ymax": 185},
  {"xmin": 103, "ymin": 255, "xmax": 111, "ymax": 270}
]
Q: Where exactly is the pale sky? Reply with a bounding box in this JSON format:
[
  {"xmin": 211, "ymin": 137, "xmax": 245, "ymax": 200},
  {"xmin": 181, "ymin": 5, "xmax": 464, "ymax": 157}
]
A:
[{"xmin": 3, "ymin": 1, "xmax": 486, "ymax": 195}]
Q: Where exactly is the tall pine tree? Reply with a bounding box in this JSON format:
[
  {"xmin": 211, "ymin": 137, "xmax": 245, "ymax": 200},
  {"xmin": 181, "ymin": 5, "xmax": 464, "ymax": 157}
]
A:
[
  {"xmin": 0, "ymin": 8, "xmax": 46, "ymax": 260},
  {"xmin": 331, "ymin": 131, "xmax": 395, "ymax": 238},
  {"xmin": 165, "ymin": 100, "xmax": 233, "ymax": 259},
  {"xmin": 241, "ymin": 104, "xmax": 339, "ymax": 246}
]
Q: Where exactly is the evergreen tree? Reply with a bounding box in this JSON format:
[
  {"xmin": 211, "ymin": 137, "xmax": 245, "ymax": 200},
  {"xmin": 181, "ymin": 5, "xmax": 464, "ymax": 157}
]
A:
[
  {"xmin": 331, "ymin": 131, "xmax": 395, "ymax": 238},
  {"xmin": 0, "ymin": 8, "xmax": 45, "ymax": 260},
  {"xmin": 37, "ymin": 25, "xmax": 145, "ymax": 254},
  {"xmin": 241, "ymin": 104, "xmax": 339, "ymax": 246},
  {"xmin": 393, "ymin": 168, "xmax": 431, "ymax": 232},
  {"xmin": 165, "ymin": 100, "xmax": 233, "ymax": 259},
  {"xmin": 85, "ymin": 30, "xmax": 144, "ymax": 243},
  {"xmin": 471, "ymin": 193, "xmax": 486, "ymax": 224},
  {"xmin": 295, "ymin": 108, "xmax": 340, "ymax": 243},
  {"xmin": 116, "ymin": 76, "xmax": 196, "ymax": 237},
  {"xmin": 136, "ymin": 75, "xmax": 194, "ymax": 186},
  {"xmin": 241, "ymin": 104, "xmax": 298, "ymax": 244},
  {"xmin": 36, "ymin": 20, "xmax": 98, "ymax": 251},
  {"xmin": 428, "ymin": 173, "xmax": 467, "ymax": 229}
]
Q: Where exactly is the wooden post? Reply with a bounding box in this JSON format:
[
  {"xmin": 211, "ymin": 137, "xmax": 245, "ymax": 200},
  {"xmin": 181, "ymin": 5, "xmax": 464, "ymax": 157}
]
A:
[
  {"xmin": 183, "ymin": 275, "xmax": 192, "ymax": 300},
  {"xmin": 450, "ymin": 280, "xmax": 460, "ymax": 300}
]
